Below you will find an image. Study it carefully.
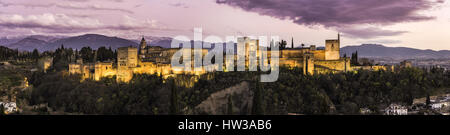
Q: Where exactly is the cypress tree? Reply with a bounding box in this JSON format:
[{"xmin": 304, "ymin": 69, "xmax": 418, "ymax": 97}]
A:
[
  {"xmin": 170, "ymin": 79, "xmax": 179, "ymax": 115},
  {"xmin": 252, "ymin": 81, "xmax": 265, "ymax": 115},
  {"xmin": 291, "ymin": 37, "xmax": 294, "ymax": 48},
  {"xmin": 0, "ymin": 104, "xmax": 5, "ymax": 115},
  {"xmin": 426, "ymin": 94, "xmax": 431, "ymax": 109},
  {"xmin": 227, "ymin": 94, "xmax": 234, "ymax": 115}
]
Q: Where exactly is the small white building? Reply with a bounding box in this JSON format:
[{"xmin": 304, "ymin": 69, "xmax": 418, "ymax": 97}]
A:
[
  {"xmin": 359, "ymin": 108, "xmax": 372, "ymax": 115},
  {"xmin": 0, "ymin": 102, "xmax": 18, "ymax": 114},
  {"xmin": 430, "ymin": 95, "xmax": 450, "ymax": 110},
  {"xmin": 431, "ymin": 102, "xmax": 449, "ymax": 109},
  {"xmin": 385, "ymin": 104, "xmax": 408, "ymax": 115}
]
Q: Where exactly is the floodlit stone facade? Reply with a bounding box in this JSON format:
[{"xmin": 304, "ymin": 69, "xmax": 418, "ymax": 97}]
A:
[
  {"xmin": 69, "ymin": 38, "xmax": 209, "ymax": 82},
  {"xmin": 68, "ymin": 34, "xmax": 388, "ymax": 82}
]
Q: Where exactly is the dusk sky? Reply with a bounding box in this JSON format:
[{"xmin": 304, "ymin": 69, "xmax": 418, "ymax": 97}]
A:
[{"xmin": 0, "ymin": 0, "xmax": 449, "ymax": 50}]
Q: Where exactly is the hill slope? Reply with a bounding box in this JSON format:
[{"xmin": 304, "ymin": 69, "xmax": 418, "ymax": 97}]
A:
[
  {"xmin": 341, "ymin": 44, "xmax": 450, "ymax": 60},
  {"xmin": 8, "ymin": 37, "xmax": 48, "ymax": 52},
  {"xmin": 5, "ymin": 34, "xmax": 138, "ymax": 51},
  {"xmin": 46, "ymin": 34, "xmax": 138, "ymax": 51}
]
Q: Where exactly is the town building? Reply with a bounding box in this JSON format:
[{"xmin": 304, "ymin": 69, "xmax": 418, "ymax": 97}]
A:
[
  {"xmin": 0, "ymin": 102, "xmax": 18, "ymax": 114},
  {"xmin": 385, "ymin": 103, "xmax": 408, "ymax": 115}
]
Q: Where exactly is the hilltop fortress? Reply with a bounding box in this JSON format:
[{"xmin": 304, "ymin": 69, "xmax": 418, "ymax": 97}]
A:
[{"xmin": 69, "ymin": 34, "xmax": 387, "ymax": 82}]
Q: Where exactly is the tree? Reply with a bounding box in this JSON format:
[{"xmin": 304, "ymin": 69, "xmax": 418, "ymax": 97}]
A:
[
  {"xmin": 0, "ymin": 104, "xmax": 5, "ymax": 115},
  {"xmin": 80, "ymin": 47, "xmax": 94, "ymax": 63},
  {"xmin": 278, "ymin": 40, "xmax": 287, "ymax": 58},
  {"xmin": 252, "ymin": 81, "xmax": 265, "ymax": 115},
  {"xmin": 351, "ymin": 51, "xmax": 359, "ymax": 66},
  {"xmin": 169, "ymin": 79, "xmax": 179, "ymax": 115},
  {"xmin": 96, "ymin": 46, "xmax": 114, "ymax": 62},
  {"xmin": 227, "ymin": 94, "xmax": 234, "ymax": 115},
  {"xmin": 278, "ymin": 40, "xmax": 287, "ymax": 50},
  {"xmin": 426, "ymin": 94, "xmax": 431, "ymax": 109},
  {"xmin": 32, "ymin": 49, "xmax": 39, "ymax": 61},
  {"xmin": 291, "ymin": 37, "xmax": 294, "ymax": 48}
]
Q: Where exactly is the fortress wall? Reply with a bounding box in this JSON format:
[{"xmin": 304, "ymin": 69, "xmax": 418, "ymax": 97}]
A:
[
  {"xmin": 279, "ymin": 58, "xmax": 304, "ymax": 68},
  {"xmin": 312, "ymin": 50, "xmax": 325, "ymax": 60},
  {"xmin": 314, "ymin": 59, "xmax": 350, "ymax": 73},
  {"xmin": 325, "ymin": 51, "xmax": 340, "ymax": 60},
  {"xmin": 82, "ymin": 65, "xmax": 92, "ymax": 80},
  {"xmin": 351, "ymin": 66, "xmax": 388, "ymax": 71},
  {"xmin": 281, "ymin": 50, "xmax": 303, "ymax": 58},
  {"xmin": 94, "ymin": 62, "xmax": 116, "ymax": 81},
  {"xmin": 68, "ymin": 64, "xmax": 82, "ymax": 74},
  {"xmin": 303, "ymin": 56, "xmax": 314, "ymax": 75}
]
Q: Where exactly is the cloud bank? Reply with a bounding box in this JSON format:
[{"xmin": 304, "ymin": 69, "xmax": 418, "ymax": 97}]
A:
[
  {"xmin": 0, "ymin": 13, "xmax": 165, "ymax": 34},
  {"xmin": 0, "ymin": 0, "xmax": 133, "ymax": 14},
  {"xmin": 216, "ymin": 0, "xmax": 444, "ymax": 38}
]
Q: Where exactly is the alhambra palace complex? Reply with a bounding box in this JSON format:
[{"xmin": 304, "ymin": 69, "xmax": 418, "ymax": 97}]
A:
[{"xmin": 69, "ymin": 34, "xmax": 388, "ymax": 82}]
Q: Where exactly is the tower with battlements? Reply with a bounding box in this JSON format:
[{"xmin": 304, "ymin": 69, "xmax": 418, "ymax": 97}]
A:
[
  {"xmin": 138, "ymin": 37, "xmax": 147, "ymax": 59},
  {"xmin": 117, "ymin": 47, "xmax": 138, "ymax": 82},
  {"xmin": 324, "ymin": 34, "xmax": 340, "ymax": 60}
]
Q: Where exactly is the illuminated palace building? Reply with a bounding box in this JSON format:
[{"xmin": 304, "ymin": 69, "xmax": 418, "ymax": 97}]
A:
[
  {"xmin": 69, "ymin": 34, "xmax": 387, "ymax": 82},
  {"xmin": 69, "ymin": 38, "xmax": 209, "ymax": 82}
]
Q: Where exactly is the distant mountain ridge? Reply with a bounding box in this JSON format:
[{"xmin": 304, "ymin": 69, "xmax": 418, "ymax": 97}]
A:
[
  {"xmin": 8, "ymin": 37, "xmax": 48, "ymax": 52},
  {"xmin": 2, "ymin": 34, "xmax": 233, "ymax": 52},
  {"xmin": 341, "ymin": 44, "xmax": 450, "ymax": 60},
  {"xmin": 3, "ymin": 34, "xmax": 139, "ymax": 51},
  {"xmin": 46, "ymin": 34, "xmax": 138, "ymax": 51},
  {"xmin": 3, "ymin": 34, "xmax": 450, "ymax": 60}
]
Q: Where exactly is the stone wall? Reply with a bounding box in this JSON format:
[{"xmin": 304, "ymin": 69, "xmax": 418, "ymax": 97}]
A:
[{"xmin": 314, "ymin": 58, "xmax": 350, "ymax": 74}]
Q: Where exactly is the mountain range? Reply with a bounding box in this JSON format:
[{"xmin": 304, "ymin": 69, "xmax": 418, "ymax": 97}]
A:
[
  {"xmin": 1, "ymin": 34, "xmax": 449, "ymax": 60},
  {"xmin": 0, "ymin": 34, "xmax": 140, "ymax": 52},
  {"xmin": 340, "ymin": 44, "xmax": 450, "ymax": 60}
]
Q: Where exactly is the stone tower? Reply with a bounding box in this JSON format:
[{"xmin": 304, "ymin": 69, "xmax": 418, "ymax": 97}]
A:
[
  {"xmin": 138, "ymin": 37, "xmax": 147, "ymax": 59},
  {"xmin": 303, "ymin": 52, "xmax": 314, "ymax": 75},
  {"xmin": 237, "ymin": 37, "xmax": 259, "ymax": 70},
  {"xmin": 117, "ymin": 47, "xmax": 138, "ymax": 82},
  {"xmin": 325, "ymin": 33, "xmax": 340, "ymax": 60}
]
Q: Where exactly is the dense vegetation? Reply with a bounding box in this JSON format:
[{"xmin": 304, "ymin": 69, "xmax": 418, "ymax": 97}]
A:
[
  {"xmin": 22, "ymin": 65, "xmax": 450, "ymax": 115},
  {"xmin": 0, "ymin": 69, "xmax": 24, "ymax": 101},
  {"xmin": 51, "ymin": 45, "xmax": 116, "ymax": 71},
  {"xmin": 261, "ymin": 67, "xmax": 449, "ymax": 114},
  {"xmin": 0, "ymin": 46, "xmax": 39, "ymax": 61},
  {"xmin": 4, "ymin": 45, "xmax": 449, "ymax": 115}
]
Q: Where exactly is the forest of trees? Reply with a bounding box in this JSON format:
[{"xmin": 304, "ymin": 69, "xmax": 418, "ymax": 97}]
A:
[
  {"xmin": 0, "ymin": 46, "xmax": 40, "ymax": 62},
  {"xmin": 1, "ymin": 45, "xmax": 115, "ymax": 67},
  {"xmin": 51, "ymin": 45, "xmax": 116, "ymax": 71},
  {"xmin": 21, "ymin": 65, "xmax": 450, "ymax": 115}
]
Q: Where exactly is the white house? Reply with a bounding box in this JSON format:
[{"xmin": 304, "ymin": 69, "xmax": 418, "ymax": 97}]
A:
[
  {"xmin": 385, "ymin": 104, "xmax": 408, "ymax": 115},
  {"xmin": 0, "ymin": 102, "xmax": 18, "ymax": 114}
]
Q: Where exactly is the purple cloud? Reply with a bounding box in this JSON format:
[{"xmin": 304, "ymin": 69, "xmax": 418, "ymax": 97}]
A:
[
  {"xmin": 0, "ymin": 13, "xmax": 167, "ymax": 35},
  {"xmin": 216, "ymin": 0, "xmax": 444, "ymax": 38},
  {"xmin": 0, "ymin": 1, "xmax": 133, "ymax": 14}
]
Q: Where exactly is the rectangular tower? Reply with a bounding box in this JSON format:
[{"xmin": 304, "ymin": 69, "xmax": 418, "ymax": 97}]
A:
[
  {"xmin": 237, "ymin": 37, "xmax": 259, "ymax": 70},
  {"xmin": 117, "ymin": 47, "xmax": 138, "ymax": 82},
  {"xmin": 324, "ymin": 34, "xmax": 340, "ymax": 60}
]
